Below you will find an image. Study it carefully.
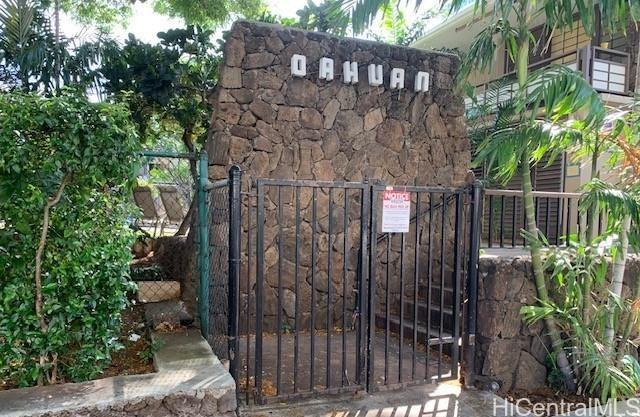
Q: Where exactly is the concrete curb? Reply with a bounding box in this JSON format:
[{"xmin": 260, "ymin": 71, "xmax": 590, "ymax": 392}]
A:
[{"xmin": 0, "ymin": 330, "xmax": 236, "ymax": 417}]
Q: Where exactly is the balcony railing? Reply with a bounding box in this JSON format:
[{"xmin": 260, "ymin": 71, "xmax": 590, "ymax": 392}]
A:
[
  {"xmin": 465, "ymin": 46, "xmax": 631, "ymax": 111},
  {"xmin": 481, "ymin": 189, "xmax": 608, "ymax": 248}
]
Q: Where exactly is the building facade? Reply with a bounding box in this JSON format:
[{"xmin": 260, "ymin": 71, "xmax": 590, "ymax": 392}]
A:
[{"xmin": 412, "ymin": 5, "xmax": 639, "ymax": 194}]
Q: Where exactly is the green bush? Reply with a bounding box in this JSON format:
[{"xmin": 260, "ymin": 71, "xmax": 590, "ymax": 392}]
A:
[{"xmin": 0, "ymin": 91, "xmax": 140, "ymax": 386}]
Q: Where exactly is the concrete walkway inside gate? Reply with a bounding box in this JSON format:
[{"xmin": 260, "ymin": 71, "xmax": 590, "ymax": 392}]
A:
[{"xmin": 240, "ymin": 381, "xmax": 531, "ymax": 417}]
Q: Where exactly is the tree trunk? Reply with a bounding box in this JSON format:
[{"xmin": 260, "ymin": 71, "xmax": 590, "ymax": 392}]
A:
[
  {"xmin": 604, "ymin": 216, "xmax": 631, "ymax": 348},
  {"xmin": 54, "ymin": 0, "xmax": 61, "ymax": 91},
  {"xmin": 583, "ymin": 146, "xmax": 600, "ymax": 323},
  {"xmin": 585, "ymin": 148, "xmax": 600, "ymax": 242},
  {"xmin": 522, "ymin": 158, "xmax": 577, "ymax": 392},
  {"xmin": 514, "ymin": 14, "xmax": 576, "ymax": 389},
  {"xmin": 35, "ymin": 175, "xmax": 68, "ymax": 385},
  {"xmin": 616, "ymin": 257, "xmax": 640, "ymax": 364},
  {"xmin": 177, "ymin": 200, "xmax": 195, "ymax": 236},
  {"xmin": 176, "ymin": 127, "xmax": 198, "ymax": 236}
]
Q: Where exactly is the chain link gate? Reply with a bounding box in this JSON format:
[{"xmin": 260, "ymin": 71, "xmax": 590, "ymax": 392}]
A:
[{"xmin": 217, "ymin": 173, "xmax": 482, "ymax": 405}]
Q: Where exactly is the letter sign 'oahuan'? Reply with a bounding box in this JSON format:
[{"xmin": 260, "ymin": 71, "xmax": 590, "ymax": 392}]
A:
[
  {"xmin": 415, "ymin": 71, "xmax": 430, "ymax": 92},
  {"xmin": 343, "ymin": 61, "xmax": 358, "ymax": 84},
  {"xmin": 319, "ymin": 57, "xmax": 334, "ymax": 81},
  {"xmin": 291, "ymin": 54, "xmax": 306, "ymax": 77},
  {"xmin": 368, "ymin": 64, "xmax": 383, "ymax": 86},
  {"xmin": 390, "ymin": 68, "xmax": 405, "ymax": 90},
  {"xmin": 289, "ymin": 54, "xmax": 431, "ymax": 93}
]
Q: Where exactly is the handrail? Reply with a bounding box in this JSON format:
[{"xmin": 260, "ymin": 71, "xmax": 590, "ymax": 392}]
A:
[
  {"xmin": 484, "ymin": 189, "xmax": 582, "ymax": 199},
  {"xmin": 140, "ymin": 150, "xmax": 197, "ymax": 159},
  {"xmin": 592, "ymin": 46, "xmax": 630, "ymax": 59},
  {"xmin": 474, "ymin": 49, "xmax": 581, "ymax": 89},
  {"xmin": 482, "ymin": 188, "xmax": 593, "ymax": 248}
]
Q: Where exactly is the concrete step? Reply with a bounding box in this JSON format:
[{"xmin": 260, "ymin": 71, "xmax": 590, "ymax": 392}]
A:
[
  {"xmin": 144, "ymin": 300, "xmax": 193, "ymax": 328},
  {"xmin": 417, "ymin": 283, "xmax": 456, "ymax": 305},
  {"xmin": 400, "ymin": 300, "xmax": 456, "ymax": 330},
  {"xmin": 375, "ymin": 314, "xmax": 454, "ymax": 347}
]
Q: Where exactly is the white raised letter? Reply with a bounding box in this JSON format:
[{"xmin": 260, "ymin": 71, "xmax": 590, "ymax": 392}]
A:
[
  {"xmin": 343, "ymin": 61, "xmax": 359, "ymax": 84},
  {"xmin": 368, "ymin": 64, "xmax": 383, "ymax": 86},
  {"xmin": 390, "ymin": 68, "xmax": 405, "ymax": 89},
  {"xmin": 291, "ymin": 54, "xmax": 306, "ymax": 77},
  {"xmin": 319, "ymin": 57, "xmax": 334, "ymax": 81},
  {"xmin": 414, "ymin": 71, "xmax": 430, "ymax": 92}
]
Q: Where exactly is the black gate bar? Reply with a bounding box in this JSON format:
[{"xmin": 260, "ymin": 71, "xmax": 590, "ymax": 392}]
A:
[
  {"xmin": 228, "ymin": 166, "xmax": 242, "ymax": 382},
  {"xmin": 226, "ymin": 178, "xmax": 481, "ymax": 403},
  {"xmin": 464, "ymin": 181, "xmax": 483, "ymax": 387}
]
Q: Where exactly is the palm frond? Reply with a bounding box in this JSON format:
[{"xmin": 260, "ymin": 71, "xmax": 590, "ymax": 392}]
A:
[
  {"xmin": 457, "ymin": 19, "xmax": 517, "ymax": 85},
  {"xmin": 465, "ymin": 76, "xmax": 518, "ymax": 121},
  {"xmin": 580, "ymin": 179, "xmax": 640, "ymax": 226},
  {"xmin": 523, "ymin": 65, "xmax": 605, "ymax": 127},
  {"xmin": 0, "ymin": 0, "xmax": 36, "ymax": 54}
]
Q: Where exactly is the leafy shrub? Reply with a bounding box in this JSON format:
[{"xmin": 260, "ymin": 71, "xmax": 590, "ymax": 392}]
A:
[
  {"xmin": 0, "ymin": 91, "xmax": 140, "ymax": 386},
  {"xmin": 522, "ymin": 239, "xmax": 640, "ymax": 401}
]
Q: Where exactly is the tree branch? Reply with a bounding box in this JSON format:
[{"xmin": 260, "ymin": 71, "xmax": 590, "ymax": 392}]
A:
[{"xmin": 34, "ymin": 173, "xmax": 69, "ymax": 384}]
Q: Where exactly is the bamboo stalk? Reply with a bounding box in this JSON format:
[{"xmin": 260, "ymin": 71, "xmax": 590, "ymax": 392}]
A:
[
  {"xmin": 604, "ymin": 216, "xmax": 631, "ymax": 349},
  {"xmin": 522, "ymin": 159, "xmax": 577, "ymax": 392}
]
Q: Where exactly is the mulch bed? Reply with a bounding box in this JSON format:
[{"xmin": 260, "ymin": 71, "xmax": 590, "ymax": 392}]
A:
[{"xmin": 99, "ymin": 303, "xmax": 155, "ymax": 379}]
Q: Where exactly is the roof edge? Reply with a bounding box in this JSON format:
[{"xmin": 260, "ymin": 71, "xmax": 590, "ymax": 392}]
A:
[{"xmin": 411, "ymin": 3, "xmax": 482, "ymax": 49}]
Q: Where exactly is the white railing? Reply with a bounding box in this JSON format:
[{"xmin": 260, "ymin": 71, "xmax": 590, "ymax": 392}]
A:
[{"xmin": 466, "ymin": 46, "xmax": 631, "ymax": 111}]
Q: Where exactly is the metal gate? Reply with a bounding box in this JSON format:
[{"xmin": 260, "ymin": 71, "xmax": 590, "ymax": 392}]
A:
[
  {"xmin": 222, "ymin": 174, "xmax": 482, "ymax": 405},
  {"xmin": 367, "ymin": 185, "xmax": 467, "ymax": 391}
]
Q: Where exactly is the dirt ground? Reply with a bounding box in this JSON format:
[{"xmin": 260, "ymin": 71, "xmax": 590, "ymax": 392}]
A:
[{"xmin": 99, "ymin": 304, "xmax": 155, "ymax": 378}]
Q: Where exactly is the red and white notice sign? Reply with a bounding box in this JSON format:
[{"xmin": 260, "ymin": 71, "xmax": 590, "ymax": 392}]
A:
[{"xmin": 381, "ymin": 188, "xmax": 411, "ymax": 233}]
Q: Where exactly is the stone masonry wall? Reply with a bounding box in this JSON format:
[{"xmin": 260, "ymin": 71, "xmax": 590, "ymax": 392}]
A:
[
  {"xmin": 205, "ymin": 21, "xmax": 471, "ymax": 336},
  {"xmin": 30, "ymin": 390, "xmax": 236, "ymax": 417},
  {"xmin": 475, "ymin": 253, "xmax": 640, "ymax": 394}
]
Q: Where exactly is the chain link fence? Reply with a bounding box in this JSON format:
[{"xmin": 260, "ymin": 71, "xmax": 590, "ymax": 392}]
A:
[
  {"xmin": 130, "ymin": 151, "xmax": 238, "ymax": 360},
  {"xmin": 207, "ymin": 179, "xmax": 230, "ymax": 359},
  {"xmin": 132, "ymin": 152, "xmax": 195, "ymax": 239},
  {"xmin": 130, "ymin": 151, "xmax": 197, "ymax": 329}
]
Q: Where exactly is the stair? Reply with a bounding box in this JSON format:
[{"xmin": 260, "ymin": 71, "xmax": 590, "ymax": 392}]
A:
[
  {"xmin": 375, "ymin": 279, "xmax": 459, "ymax": 354},
  {"xmin": 145, "ymin": 300, "xmax": 194, "ymax": 328},
  {"xmin": 131, "ymin": 262, "xmax": 193, "ymax": 328},
  {"xmin": 375, "ymin": 314, "xmax": 454, "ymax": 346}
]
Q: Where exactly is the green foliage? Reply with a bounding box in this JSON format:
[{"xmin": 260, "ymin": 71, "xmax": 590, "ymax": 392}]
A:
[
  {"xmin": 137, "ymin": 339, "xmax": 164, "ymax": 362},
  {"xmin": 365, "ymin": 5, "xmax": 438, "ymax": 46},
  {"xmin": 295, "ymin": 0, "xmax": 351, "ymax": 36},
  {"xmin": 99, "ymin": 27, "xmax": 218, "ymax": 150},
  {"xmin": 0, "ymin": 91, "xmax": 140, "ymax": 386},
  {"xmin": 40, "ymin": 0, "xmax": 132, "ymax": 28},
  {"xmin": 544, "ymin": 354, "xmax": 566, "ymax": 391},
  {"xmin": 0, "ymin": 0, "xmax": 105, "ymax": 92},
  {"xmin": 130, "ymin": 265, "xmax": 168, "ymax": 282},
  {"xmin": 152, "ymin": 0, "xmax": 265, "ymax": 28},
  {"xmin": 581, "ymin": 179, "xmax": 640, "ymax": 230},
  {"xmin": 521, "ymin": 235, "xmax": 640, "ymax": 402}
]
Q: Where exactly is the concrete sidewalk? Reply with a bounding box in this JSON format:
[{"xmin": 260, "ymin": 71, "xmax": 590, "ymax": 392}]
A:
[{"xmin": 240, "ymin": 381, "xmax": 531, "ymax": 417}]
